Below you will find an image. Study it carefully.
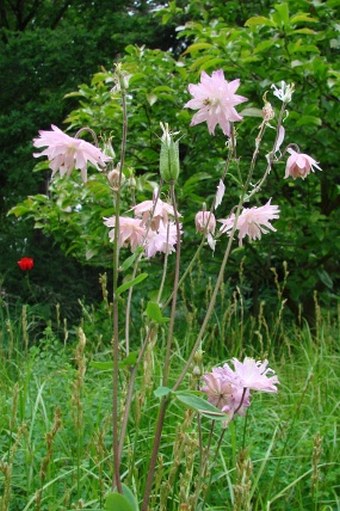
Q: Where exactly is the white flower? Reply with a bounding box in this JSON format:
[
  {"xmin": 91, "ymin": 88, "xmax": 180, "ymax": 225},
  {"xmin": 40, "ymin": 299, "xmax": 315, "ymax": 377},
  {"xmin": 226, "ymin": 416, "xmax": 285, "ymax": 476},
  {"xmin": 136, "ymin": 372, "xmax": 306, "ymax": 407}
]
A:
[{"xmin": 271, "ymin": 81, "xmax": 294, "ymax": 103}]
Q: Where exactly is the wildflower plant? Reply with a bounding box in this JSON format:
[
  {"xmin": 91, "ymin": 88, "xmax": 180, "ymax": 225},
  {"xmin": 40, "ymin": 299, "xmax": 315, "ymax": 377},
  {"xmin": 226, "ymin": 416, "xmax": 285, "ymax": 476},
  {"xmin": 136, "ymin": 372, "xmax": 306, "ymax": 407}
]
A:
[{"xmin": 11, "ymin": 63, "xmax": 324, "ymax": 510}]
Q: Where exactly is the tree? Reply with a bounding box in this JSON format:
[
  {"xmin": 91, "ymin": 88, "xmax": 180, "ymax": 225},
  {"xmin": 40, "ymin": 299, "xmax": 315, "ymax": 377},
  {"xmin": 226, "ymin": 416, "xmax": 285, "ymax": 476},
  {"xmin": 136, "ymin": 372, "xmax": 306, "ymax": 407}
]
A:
[{"xmin": 0, "ymin": 0, "xmax": 177, "ymax": 316}]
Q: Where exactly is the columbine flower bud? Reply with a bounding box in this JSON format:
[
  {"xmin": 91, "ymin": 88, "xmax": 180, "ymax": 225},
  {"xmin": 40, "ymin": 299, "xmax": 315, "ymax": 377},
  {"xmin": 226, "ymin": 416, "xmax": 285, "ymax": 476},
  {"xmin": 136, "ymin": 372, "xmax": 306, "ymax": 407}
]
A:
[
  {"xmin": 193, "ymin": 349, "xmax": 204, "ymax": 364},
  {"xmin": 159, "ymin": 123, "xmax": 180, "ymax": 183},
  {"xmin": 192, "ymin": 365, "xmax": 202, "ymax": 377},
  {"xmin": 111, "ymin": 63, "xmax": 131, "ymax": 92},
  {"xmin": 103, "ymin": 138, "xmax": 116, "ymax": 160},
  {"xmin": 107, "ymin": 167, "xmax": 122, "ymax": 188},
  {"xmin": 262, "ymin": 92, "xmax": 275, "ymax": 122}
]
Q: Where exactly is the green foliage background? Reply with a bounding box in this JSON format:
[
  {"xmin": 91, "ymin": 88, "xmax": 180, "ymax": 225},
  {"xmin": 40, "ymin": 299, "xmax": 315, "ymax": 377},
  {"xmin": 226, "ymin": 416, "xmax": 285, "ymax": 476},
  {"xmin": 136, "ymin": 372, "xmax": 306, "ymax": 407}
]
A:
[{"xmin": 1, "ymin": 0, "xmax": 339, "ymax": 323}]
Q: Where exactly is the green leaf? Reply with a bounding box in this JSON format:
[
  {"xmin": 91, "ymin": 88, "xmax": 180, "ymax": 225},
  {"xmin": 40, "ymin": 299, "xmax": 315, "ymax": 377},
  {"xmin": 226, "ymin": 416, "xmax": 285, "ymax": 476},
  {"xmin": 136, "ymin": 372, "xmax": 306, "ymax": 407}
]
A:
[
  {"xmin": 290, "ymin": 14, "xmax": 318, "ymax": 24},
  {"xmin": 274, "ymin": 3, "xmax": 290, "ymax": 27},
  {"xmin": 239, "ymin": 107, "xmax": 263, "ymax": 118},
  {"xmin": 116, "ymin": 273, "xmax": 148, "ymax": 296},
  {"xmin": 245, "ymin": 16, "xmax": 274, "ymax": 27},
  {"xmin": 254, "ymin": 40, "xmax": 276, "ymax": 54},
  {"xmin": 183, "ymin": 42, "xmax": 213, "ymax": 54},
  {"xmin": 189, "ymin": 55, "xmax": 217, "ymax": 71},
  {"xmin": 175, "ymin": 392, "xmax": 227, "ymax": 421},
  {"xmin": 154, "ymin": 386, "xmax": 172, "ymax": 398},
  {"xmin": 199, "ymin": 57, "xmax": 226, "ymax": 71},
  {"xmin": 120, "ymin": 248, "xmax": 143, "ymax": 272},
  {"xmin": 105, "ymin": 492, "xmax": 135, "ymax": 511},
  {"xmin": 90, "ymin": 351, "xmax": 138, "ymax": 371},
  {"xmin": 317, "ymin": 270, "xmax": 333, "ymax": 289},
  {"xmin": 291, "ymin": 28, "xmax": 318, "ymax": 35},
  {"xmin": 152, "ymin": 85, "xmax": 176, "ymax": 94},
  {"xmin": 90, "ymin": 360, "xmax": 113, "ymax": 371},
  {"xmin": 288, "ymin": 43, "xmax": 320, "ymax": 54},
  {"xmin": 146, "ymin": 93, "xmax": 158, "ymax": 106},
  {"xmin": 119, "ymin": 351, "xmax": 139, "ymax": 369},
  {"xmin": 8, "ymin": 204, "xmax": 31, "ymax": 217},
  {"xmin": 32, "ymin": 160, "xmax": 50, "ymax": 172},
  {"xmin": 296, "ymin": 115, "xmax": 322, "ymax": 127},
  {"xmin": 145, "ymin": 301, "xmax": 169, "ymax": 324},
  {"xmin": 122, "ymin": 484, "xmax": 139, "ymax": 511}
]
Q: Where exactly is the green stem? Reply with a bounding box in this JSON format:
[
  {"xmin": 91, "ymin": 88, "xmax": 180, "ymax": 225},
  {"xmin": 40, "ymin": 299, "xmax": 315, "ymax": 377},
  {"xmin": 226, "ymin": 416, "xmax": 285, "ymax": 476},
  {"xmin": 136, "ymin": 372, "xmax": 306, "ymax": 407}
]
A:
[
  {"xmin": 245, "ymin": 101, "xmax": 287, "ymax": 202},
  {"xmin": 162, "ymin": 138, "xmax": 234, "ymax": 310},
  {"xmin": 118, "ymin": 326, "xmax": 156, "ymax": 461},
  {"xmin": 74, "ymin": 126, "xmax": 99, "ymax": 146},
  {"xmin": 124, "ymin": 184, "xmax": 163, "ymax": 354},
  {"xmin": 192, "ymin": 420, "xmax": 216, "ymax": 510},
  {"xmin": 111, "ymin": 74, "xmax": 128, "ymax": 493},
  {"xmin": 157, "ymin": 222, "xmax": 171, "ymax": 304},
  {"xmin": 201, "ymin": 427, "xmax": 227, "ymax": 510},
  {"xmin": 172, "ymin": 114, "xmax": 278, "ymax": 393},
  {"xmin": 141, "ymin": 182, "xmax": 182, "ymax": 511}
]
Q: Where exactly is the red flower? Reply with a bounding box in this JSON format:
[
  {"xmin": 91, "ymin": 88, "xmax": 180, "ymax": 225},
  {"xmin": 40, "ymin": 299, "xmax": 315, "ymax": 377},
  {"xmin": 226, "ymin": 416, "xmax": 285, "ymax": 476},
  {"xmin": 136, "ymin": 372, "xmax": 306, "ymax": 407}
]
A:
[{"xmin": 17, "ymin": 257, "xmax": 34, "ymax": 271}]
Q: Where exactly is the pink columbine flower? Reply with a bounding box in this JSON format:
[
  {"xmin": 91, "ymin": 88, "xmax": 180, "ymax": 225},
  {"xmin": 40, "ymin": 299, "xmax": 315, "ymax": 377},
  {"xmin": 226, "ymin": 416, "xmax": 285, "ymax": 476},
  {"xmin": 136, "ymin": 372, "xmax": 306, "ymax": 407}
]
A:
[
  {"xmin": 201, "ymin": 368, "xmax": 250, "ymax": 419},
  {"xmin": 195, "ymin": 211, "xmax": 216, "ymax": 234},
  {"xmin": 202, "ymin": 357, "xmax": 278, "ymax": 420},
  {"xmin": 104, "ymin": 216, "xmax": 146, "ymax": 251},
  {"xmin": 33, "ymin": 125, "xmax": 111, "ymax": 182},
  {"xmin": 219, "ymin": 199, "xmax": 280, "ymax": 246},
  {"xmin": 285, "ymin": 148, "xmax": 321, "ymax": 180},
  {"xmin": 145, "ymin": 221, "xmax": 181, "ymax": 258},
  {"xmin": 195, "ymin": 211, "xmax": 216, "ymax": 251},
  {"xmin": 133, "ymin": 191, "xmax": 180, "ymax": 231},
  {"xmin": 184, "ymin": 70, "xmax": 247, "ymax": 136},
  {"xmin": 228, "ymin": 358, "xmax": 279, "ymax": 393}
]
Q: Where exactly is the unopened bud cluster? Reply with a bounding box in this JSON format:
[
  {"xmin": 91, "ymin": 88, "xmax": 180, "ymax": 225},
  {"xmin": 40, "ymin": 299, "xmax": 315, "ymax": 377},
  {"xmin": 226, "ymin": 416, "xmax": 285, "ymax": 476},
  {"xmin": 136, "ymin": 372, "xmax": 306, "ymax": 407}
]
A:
[{"xmin": 159, "ymin": 123, "xmax": 180, "ymax": 183}]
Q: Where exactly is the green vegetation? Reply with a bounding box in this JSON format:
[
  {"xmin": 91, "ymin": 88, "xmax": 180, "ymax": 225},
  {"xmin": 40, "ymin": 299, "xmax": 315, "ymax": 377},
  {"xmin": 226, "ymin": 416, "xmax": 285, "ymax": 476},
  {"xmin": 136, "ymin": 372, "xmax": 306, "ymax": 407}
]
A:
[
  {"xmin": 0, "ymin": 294, "xmax": 339, "ymax": 510},
  {"xmin": 4, "ymin": 0, "xmax": 339, "ymax": 320},
  {"xmin": 1, "ymin": 1, "xmax": 339, "ymax": 510}
]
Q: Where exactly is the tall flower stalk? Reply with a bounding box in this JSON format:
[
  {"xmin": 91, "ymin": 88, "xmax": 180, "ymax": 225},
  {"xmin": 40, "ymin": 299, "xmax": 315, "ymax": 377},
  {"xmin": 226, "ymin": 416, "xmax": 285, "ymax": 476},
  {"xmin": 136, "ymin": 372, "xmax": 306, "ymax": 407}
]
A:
[
  {"xmin": 111, "ymin": 66, "xmax": 128, "ymax": 493},
  {"xmin": 141, "ymin": 182, "xmax": 182, "ymax": 511}
]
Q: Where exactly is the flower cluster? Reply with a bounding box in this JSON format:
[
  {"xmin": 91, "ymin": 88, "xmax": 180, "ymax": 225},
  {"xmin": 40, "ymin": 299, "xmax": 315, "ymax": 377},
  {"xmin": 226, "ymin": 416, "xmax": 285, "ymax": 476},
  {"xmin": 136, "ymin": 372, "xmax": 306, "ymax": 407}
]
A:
[
  {"xmin": 104, "ymin": 193, "xmax": 181, "ymax": 258},
  {"xmin": 33, "ymin": 125, "xmax": 111, "ymax": 182},
  {"xmin": 185, "ymin": 72, "xmax": 321, "ymax": 180},
  {"xmin": 201, "ymin": 357, "xmax": 279, "ymax": 420},
  {"xmin": 185, "ymin": 72, "xmax": 322, "ymax": 250}
]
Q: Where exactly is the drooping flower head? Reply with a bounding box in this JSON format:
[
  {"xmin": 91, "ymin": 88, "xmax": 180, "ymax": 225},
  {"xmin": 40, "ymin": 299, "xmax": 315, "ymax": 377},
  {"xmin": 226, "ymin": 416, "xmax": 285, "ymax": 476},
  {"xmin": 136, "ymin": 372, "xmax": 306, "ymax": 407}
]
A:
[
  {"xmin": 17, "ymin": 257, "xmax": 34, "ymax": 271},
  {"xmin": 133, "ymin": 190, "xmax": 180, "ymax": 231},
  {"xmin": 145, "ymin": 221, "xmax": 182, "ymax": 258},
  {"xmin": 33, "ymin": 125, "xmax": 111, "ymax": 182},
  {"xmin": 184, "ymin": 70, "xmax": 247, "ymax": 136},
  {"xmin": 103, "ymin": 216, "xmax": 146, "ymax": 251},
  {"xmin": 195, "ymin": 210, "xmax": 216, "ymax": 234},
  {"xmin": 219, "ymin": 199, "xmax": 280, "ymax": 246},
  {"xmin": 285, "ymin": 148, "xmax": 321, "ymax": 180}
]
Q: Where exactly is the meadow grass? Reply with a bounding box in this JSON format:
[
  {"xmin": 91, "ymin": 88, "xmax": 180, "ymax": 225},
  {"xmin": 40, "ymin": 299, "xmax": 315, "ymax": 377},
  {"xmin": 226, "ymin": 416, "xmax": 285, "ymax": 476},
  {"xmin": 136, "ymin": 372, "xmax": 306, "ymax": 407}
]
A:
[{"xmin": 0, "ymin": 296, "xmax": 339, "ymax": 511}]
